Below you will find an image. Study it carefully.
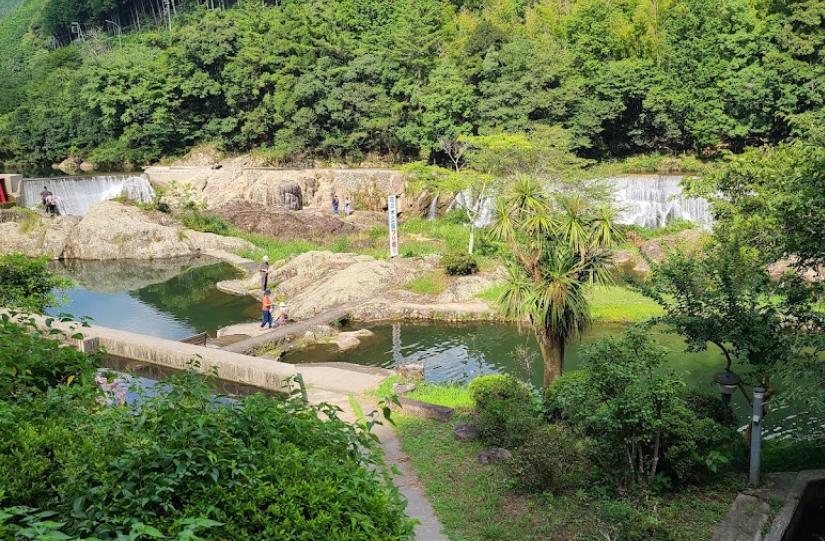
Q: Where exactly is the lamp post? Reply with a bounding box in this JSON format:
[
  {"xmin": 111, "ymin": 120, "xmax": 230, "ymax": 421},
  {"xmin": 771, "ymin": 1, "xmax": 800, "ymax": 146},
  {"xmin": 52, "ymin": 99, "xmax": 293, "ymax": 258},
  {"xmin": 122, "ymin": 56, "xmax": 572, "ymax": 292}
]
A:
[
  {"xmin": 713, "ymin": 370, "xmax": 741, "ymax": 406},
  {"xmin": 749, "ymin": 387, "xmax": 765, "ymax": 487}
]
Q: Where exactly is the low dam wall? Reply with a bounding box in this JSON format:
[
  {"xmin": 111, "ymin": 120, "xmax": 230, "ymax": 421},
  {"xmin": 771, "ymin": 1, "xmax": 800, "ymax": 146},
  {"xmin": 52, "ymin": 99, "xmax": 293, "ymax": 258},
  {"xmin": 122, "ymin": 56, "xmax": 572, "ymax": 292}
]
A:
[{"xmin": 10, "ymin": 312, "xmax": 387, "ymax": 394}]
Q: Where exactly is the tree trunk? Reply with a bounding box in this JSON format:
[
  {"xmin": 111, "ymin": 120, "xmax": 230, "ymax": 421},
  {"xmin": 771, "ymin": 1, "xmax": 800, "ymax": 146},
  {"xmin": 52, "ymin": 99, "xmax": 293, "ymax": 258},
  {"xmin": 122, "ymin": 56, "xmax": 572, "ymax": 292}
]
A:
[
  {"xmin": 537, "ymin": 333, "xmax": 564, "ymax": 387},
  {"xmin": 468, "ymin": 224, "xmax": 475, "ymax": 255}
]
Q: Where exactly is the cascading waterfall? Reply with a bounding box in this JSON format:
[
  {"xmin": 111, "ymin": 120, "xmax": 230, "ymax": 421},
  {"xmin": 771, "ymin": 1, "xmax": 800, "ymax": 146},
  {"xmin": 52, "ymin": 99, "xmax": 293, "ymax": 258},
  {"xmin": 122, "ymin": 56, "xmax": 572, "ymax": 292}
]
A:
[
  {"xmin": 609, "ymin": 175, "xmax": 711, "ymax": 228},
  {"xmin": 22, "ymin": 175, "xmax": 155, "ymax": 216},
  {"xmin": 426, "ymin": 194, "xmax": 439, "ymax": 220},
  {"xmin": 449, "ymin": 175, "xmax": 712, "ymax": 229}
]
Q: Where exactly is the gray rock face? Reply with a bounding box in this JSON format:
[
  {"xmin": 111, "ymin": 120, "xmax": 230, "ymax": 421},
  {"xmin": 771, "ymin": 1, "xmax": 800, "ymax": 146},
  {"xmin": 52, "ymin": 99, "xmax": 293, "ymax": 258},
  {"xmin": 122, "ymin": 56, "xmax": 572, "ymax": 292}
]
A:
[
  {"xmin": 62, "ymin": 201, "xmax": 252, "ymax": 260},
  {"xmin": 453, "ymin": 423, "xmax": 480, "ymax": 442},
  {"xmin": 0, "ymin": 212, "xmax": 81, "ymax": 259},
  {"xmin": 392, "ymin": 383, "xmax": 417, "ymax": 395},
  {"xmin": 399, "ymin": 362, "xmax": 425, "ymax": 382},
  {"xmin": 477, "ymin": 447, "xmax": 512, "ymax": 464},
  {"xmin": 0, "ymin": 201, "xmax": 252, "ymax": 260}
]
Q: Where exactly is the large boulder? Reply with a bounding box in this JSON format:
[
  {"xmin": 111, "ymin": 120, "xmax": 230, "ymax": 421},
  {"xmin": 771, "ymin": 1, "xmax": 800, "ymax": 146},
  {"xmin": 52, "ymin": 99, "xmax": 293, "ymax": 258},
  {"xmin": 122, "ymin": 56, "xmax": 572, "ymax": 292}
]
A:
[
  {"xmin": 0, "ymin": 209, "xmax": 80, "ymax": 259},
  {"xmin": 259, "ymin": 251, "xmax": 436, "ymax": 319},
  {"xmin": 63, "ymin": 201, "xmax": 252, "ymax": 260}
]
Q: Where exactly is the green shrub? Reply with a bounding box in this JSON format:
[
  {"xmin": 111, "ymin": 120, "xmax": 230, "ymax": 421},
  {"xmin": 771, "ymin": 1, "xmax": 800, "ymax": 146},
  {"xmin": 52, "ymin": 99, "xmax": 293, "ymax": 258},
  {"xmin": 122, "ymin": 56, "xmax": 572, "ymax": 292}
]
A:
[
  {"xmin": 599, "ymin": 500, "xmax": 675, "ymax": 541},
  {"xmin": 441, "ymin": 252, "xmax": 478, "ymax": 276},
  {"xmin": 546, "ymin": 328, "xmax": 738, "ymax": 489},
  {"xmin": 179, "ymin": 211, "xmax": 232, "ymax": 236},
  {"xmin": 468, "ymin": 374, "xmax": 538, "ymax": 447},
  {"xmin": 509, "ymin": 425, "xmax": 589, "ymax": 493},
  {"xmin": 0, "ymin": 253, "xmax": 69, "ymax": 312},
  {"xmin": 0, "ymin": 318, "xmax": 99, "ymax": 400},
  {"xmin": 0, "ymin": 325, "xmax": 414, "ymax": 540}
]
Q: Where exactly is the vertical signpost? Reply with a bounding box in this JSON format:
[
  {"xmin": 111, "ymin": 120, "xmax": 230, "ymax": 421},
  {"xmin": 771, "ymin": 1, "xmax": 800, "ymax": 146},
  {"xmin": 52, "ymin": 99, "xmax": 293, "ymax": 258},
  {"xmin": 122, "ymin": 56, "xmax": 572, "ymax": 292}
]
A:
[{"xmin": 388, "ymin": 195, "xmax": 399, "ymax": 258}]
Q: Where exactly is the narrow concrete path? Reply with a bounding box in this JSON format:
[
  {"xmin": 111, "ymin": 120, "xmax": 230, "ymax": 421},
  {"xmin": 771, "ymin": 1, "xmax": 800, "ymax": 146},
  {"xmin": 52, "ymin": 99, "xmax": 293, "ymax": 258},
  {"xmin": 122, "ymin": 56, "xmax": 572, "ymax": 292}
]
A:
[
  {"xmin": 221, "ymin": 304, "xmax": 353, "ymax": 354},
  {"xmin": 307, "ymin": 388, "xmax": 450, "ymax": 541}
]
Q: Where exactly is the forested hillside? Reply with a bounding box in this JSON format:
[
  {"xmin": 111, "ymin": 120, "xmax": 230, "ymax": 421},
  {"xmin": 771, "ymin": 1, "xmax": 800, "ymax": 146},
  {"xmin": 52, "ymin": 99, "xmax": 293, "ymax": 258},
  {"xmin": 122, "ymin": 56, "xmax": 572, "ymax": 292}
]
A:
[{"xmin": 0, "ymin": 0, "xmax": 822, "ymax": 168}]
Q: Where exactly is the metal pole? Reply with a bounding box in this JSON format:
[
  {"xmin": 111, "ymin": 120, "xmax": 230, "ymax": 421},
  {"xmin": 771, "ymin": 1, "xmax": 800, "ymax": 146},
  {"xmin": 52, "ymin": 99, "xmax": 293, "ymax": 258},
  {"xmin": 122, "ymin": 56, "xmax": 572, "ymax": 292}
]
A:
[{"xmin": 749, "ymin": 387, "xmax": 765, "ymax": 487}]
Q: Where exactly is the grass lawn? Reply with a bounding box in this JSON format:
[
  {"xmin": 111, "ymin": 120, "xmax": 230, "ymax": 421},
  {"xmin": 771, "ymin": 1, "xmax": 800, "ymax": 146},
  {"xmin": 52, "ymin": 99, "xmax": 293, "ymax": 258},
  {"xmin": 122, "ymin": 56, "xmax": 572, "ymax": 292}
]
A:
[
  {"xmin": 405, "ymin": 270, "xmax": 451, "ymax": 295},
  {"xmin": 477, "ymin": 284, "xmax": 663, "ymax": 324},
  {"xmin": 395, "ymin": 414, "xmax": 742, "ymax": 541}
]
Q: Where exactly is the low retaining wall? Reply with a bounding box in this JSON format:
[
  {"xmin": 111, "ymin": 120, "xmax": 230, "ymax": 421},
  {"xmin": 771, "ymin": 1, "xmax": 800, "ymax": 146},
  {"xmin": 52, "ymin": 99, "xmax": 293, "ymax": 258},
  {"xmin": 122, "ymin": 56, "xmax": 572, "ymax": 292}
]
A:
[
  {"xmin": 14, "ymin": 313, "xmax": 296, "ymax": 393},
  {"xmin": 9, "ymin": 312, "xmax": 389, "ymax": 395}
]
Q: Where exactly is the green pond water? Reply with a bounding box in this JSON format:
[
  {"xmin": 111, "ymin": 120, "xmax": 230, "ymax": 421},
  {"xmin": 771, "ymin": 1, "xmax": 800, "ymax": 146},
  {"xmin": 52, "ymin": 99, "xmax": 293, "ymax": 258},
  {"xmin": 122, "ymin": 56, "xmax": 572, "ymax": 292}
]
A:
[
  {"xmin": 44, "ymin": 258, "xmax": 820, "ymax": 437},
  {"xmin": 47, "ymin": 257, "xmax": 259, "ymax": 340},
  {"xmin": 286, "ymin": 321, "xmax": 823, "ymax": 437}
]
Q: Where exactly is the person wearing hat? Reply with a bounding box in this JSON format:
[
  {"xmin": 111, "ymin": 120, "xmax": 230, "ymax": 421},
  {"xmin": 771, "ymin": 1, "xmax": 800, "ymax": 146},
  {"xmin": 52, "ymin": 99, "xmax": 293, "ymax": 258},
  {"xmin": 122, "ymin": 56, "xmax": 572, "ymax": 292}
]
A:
[
  {"xmin": 274, "ymin": 301, "xmax": 288, "ymax": 327},
  {"xmin": 260, "ymin": 256, "xmax": 270, "ymax": 291},
  {"xmin": 261, "ymin": 289, "xmax": 273, "ymax": 329}
]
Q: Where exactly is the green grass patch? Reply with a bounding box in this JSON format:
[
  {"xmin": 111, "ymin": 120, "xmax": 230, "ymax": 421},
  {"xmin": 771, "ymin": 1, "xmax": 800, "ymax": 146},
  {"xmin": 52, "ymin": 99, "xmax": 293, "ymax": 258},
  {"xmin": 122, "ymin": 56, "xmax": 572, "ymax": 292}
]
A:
[
  {"xmin": 235, "ymin": 233, "xmax": 323, "ymax": 263},
  {"xmin": 405, "ymin": 271, "xmax": 450, "ymax": 295},
  {"xmin": 373, "ymin": 377, "xmax": 474, "ymax": 411},
  {"xmin": 763, "ymin": 438, "xmax": 825, "ymax": 472},
  {"xmin": 395, "ymin": 415, "xmax": 741, "ymax": 541},
  {"xmin": 477, "ymin": 284, "xmax": 662, "ymax": 323},
  {"xmin": 588, "ymin": 285, "xmax": 664, "ymax": 323}
]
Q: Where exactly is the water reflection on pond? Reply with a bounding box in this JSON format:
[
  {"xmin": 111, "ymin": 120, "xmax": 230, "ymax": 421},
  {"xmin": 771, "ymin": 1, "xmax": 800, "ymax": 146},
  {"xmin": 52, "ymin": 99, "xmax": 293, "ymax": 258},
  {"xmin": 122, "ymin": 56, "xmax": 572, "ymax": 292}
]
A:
[
  {"xmin": 285, "ymin": 321, "xmax": 824, "ymax": 436},
  {"xmin": 48, "ymin": 257, "xmax": 258, "ymax": 339}
]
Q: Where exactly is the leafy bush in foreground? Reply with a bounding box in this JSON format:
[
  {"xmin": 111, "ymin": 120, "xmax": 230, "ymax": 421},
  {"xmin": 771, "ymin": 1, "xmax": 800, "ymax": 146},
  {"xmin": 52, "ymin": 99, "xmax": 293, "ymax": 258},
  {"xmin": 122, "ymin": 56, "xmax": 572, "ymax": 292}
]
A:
[
  {"xmin": 509, "ymin": 425, "xmax": 589, "ymax": 494},
  {"xmin": 0, "ymin": 320, "xmax": 414, "ymax": 540},
  {"xmin": 545, "ymin": 328, "xmax": 738, "ymax": 489},
  {"xmin": 0, "ymin": 254, "xmax": 68, "ymax": 312},
  {"xmin": 0, "ymin": 316, "xmax": 98, "ymax": 400},
  {"xmin": 468, "ymin": 374, "xmax": 539, "ymax": 448}
]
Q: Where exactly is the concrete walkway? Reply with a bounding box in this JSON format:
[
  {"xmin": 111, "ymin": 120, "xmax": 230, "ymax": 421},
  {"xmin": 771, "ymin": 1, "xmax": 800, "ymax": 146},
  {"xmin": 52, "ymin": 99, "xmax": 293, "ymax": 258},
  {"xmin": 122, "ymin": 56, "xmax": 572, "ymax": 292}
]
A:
[
  {"xmin": 221, "ymin": 304, "xmax": 353, "ymax": 354},
  {"xmin": 307, "ymin": 388, "xmax": 449, "ymax": 541}
]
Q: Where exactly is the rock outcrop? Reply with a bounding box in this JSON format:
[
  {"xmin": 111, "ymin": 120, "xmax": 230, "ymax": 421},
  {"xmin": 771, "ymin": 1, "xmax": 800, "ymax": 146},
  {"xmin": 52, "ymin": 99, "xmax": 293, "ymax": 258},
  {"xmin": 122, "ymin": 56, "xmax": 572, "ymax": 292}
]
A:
[
  {"xmin": 0, "ymin": 202, "xmax": 253, "ymax": 260},
  {"xmin": 62, "ymin": 202, "xmax": 252, "ymax": 260},
  {"xmin": 0, "ymin": 210, "xmax": 80, "ymax": 258},
  {"xmin": 144, "ymin": 163, "xmax": 412, "ymax": 214},
  {"xmin": 212, "ymin": 200, "xmax": 359, "ymax": 240}
]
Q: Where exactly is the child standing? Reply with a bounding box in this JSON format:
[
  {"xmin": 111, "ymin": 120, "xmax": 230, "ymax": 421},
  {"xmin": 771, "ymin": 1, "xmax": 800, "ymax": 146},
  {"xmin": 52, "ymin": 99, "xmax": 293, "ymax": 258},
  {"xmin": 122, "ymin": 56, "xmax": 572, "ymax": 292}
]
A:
[{"xmin": 260, "ymin": 289, "xmax": 273, "ymax": 328}]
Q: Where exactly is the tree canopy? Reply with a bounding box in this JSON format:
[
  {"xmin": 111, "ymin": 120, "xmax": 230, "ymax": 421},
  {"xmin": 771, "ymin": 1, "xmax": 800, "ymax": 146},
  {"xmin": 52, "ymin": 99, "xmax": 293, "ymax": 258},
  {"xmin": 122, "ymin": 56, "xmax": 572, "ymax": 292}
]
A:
[{"xmin": 0, "ymin": 0, "xmax": 822, "ymax": 167}]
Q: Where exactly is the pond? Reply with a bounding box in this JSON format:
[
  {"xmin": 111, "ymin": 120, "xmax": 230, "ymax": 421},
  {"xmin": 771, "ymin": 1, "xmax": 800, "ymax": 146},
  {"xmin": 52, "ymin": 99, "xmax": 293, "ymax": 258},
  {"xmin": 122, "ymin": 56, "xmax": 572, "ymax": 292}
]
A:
[
  {"xmin": 47, "ymin": 257, "xmax": 259, "ymax": 340},
  {"xmin": 285, "ymin": 321, "xmax": 823, "ymax": 436}
]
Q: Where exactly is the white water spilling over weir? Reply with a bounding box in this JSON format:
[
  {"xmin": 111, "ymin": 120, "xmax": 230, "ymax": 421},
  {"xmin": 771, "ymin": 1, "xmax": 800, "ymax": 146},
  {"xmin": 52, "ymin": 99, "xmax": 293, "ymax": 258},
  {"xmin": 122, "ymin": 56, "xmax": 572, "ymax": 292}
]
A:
[
  {"xmin": 609, "ymin": 175, "xmax": 711, "ymax": 228},
  {"xmin": 449, "ymin": 174, "xmax": 712, "ymax": 229},
  {"xmin": 21, "ymin": 175, "xmax": 155, "ymax": 216}
]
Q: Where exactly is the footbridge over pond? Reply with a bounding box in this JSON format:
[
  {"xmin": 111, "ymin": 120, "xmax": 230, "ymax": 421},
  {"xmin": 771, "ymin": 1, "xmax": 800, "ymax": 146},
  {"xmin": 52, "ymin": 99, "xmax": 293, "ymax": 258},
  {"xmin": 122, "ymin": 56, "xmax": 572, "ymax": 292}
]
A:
[{"xmin": 220, "ymin": 304, "xmax": 355, "ymax": 355}]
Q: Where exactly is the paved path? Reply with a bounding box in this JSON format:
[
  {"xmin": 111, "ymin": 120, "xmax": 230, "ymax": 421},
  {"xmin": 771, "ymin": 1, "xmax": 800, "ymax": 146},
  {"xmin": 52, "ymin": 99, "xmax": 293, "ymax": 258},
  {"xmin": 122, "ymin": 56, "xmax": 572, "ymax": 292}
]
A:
[
  {"xmin": 221, "ymin": 304, "xmax": 353, "ymax": 354},
  {"xmin": 307, "ymin": 388, "xmax": 449, "ymax": 541}
]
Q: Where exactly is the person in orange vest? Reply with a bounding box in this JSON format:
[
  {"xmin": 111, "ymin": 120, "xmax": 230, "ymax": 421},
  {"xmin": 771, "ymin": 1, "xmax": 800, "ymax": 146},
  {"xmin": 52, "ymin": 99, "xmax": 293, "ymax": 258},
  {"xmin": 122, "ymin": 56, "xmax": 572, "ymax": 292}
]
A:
[{"xmin": 260, "ymin": 289, "xmax": 273, "ymax": 329}]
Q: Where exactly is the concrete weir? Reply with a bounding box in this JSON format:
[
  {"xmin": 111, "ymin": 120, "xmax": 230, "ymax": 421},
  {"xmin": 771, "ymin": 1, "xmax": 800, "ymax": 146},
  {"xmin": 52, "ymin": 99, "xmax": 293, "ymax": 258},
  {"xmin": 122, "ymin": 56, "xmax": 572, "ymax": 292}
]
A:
[{"xmin": 12, "ymin": 313, "xmax": 386, "ymax": 394}]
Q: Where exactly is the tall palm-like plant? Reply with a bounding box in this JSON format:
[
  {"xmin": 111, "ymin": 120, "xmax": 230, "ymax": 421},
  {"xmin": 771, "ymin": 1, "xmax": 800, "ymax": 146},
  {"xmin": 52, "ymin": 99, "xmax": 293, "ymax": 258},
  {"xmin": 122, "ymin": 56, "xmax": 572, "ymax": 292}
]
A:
[{"xmin": 491, "ymin": 178, "xmax": 621, "ymax": 387}]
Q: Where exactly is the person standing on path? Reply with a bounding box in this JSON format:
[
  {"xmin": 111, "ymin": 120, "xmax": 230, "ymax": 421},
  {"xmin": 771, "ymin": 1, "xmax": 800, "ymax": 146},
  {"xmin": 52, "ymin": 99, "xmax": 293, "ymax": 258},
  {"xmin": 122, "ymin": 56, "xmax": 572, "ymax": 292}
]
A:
[
  {"xmin": 40, "ymin": 186, "xmax": 52, "ymax": 206},
  {"xmin": 344, "ymin": 200, "xmax": 353, "ymax": 216},
  {"xmin": 260, "ymin": 256, "xmax": 270, "ymax": 291},
  {"xmin": 260, "ymin": 289, "xmax": 273, "ymax": 329},
  {"xmin": 331, "ymin": 193, "xmax": 339, "ymax": 214}
]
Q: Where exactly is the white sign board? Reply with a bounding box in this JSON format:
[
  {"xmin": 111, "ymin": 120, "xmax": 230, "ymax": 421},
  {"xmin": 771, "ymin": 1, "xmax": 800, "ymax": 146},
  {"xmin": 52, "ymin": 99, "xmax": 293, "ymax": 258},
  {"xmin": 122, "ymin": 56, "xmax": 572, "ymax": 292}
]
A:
[{"xmin": 388, "ymin": 195, "xmax": 399, "ymax": 258}]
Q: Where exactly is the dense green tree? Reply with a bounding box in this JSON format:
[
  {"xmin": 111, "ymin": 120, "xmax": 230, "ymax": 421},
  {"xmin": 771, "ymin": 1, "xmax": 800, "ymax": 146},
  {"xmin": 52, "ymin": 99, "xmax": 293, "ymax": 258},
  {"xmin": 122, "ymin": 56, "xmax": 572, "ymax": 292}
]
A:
[{"xmin": 491, "ymin": 178, "xmax": 620, "ymax": 386}]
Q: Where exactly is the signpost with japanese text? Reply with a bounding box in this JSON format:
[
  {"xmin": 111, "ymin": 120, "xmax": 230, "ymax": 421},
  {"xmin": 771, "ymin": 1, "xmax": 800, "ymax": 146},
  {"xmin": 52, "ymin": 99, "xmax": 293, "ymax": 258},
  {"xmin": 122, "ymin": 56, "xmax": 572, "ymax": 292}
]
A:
[{"xmin": 388, "ymin": 195, "xmax": 399, "ymax": 258}]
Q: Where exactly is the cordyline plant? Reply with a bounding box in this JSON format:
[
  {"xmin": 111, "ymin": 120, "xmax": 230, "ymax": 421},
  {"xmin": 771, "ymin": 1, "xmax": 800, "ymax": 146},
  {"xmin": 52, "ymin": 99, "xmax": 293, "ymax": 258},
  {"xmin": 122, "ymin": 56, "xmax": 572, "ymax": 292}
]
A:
[{"xmin": 490, "ymin": 178, "xmax": 621, "ymax": 387}]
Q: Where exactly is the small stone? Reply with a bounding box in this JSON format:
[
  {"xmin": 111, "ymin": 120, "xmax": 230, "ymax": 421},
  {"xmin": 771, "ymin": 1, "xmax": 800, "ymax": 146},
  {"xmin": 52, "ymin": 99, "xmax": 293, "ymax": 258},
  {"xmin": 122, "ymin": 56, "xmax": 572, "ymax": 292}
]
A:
[
  {"xmin": 477, "ymin": 447, "xmax": 512, "ymax": 465},
  {"xmin": 453, "ymin": 423, "xmax": 480, "ymax": 442},
  {"xmin": 392, "ymin": 383, "xmax": 416, "ymax": 395},
  {"xmin": 399, "ymin": 362, "xmax": 425, "ymax": 382}
]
